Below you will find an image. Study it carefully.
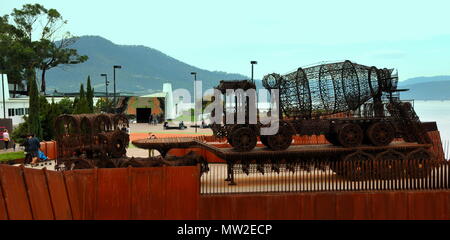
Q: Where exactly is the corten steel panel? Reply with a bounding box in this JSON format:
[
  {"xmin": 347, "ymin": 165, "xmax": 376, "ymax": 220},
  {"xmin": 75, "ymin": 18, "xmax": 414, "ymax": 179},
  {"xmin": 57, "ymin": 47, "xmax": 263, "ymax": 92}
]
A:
[
  {"xmin": 419, "ymin": 192, "xmax": 446, "ymax": 220},
  {"xmin": 23, "ymin": 168, "xmax": 54, "ymax": 220},
  {"xmin": 314, "ymin": 193, "xmax": 337, "ymax": 220},
  {"xmin": 0, "ymin": 165, "xmax": 33, "ymax": 220},
  {"xmin": 388, "ymin": 192, "xmax": 408, "ymax": 220},
  {"xmin": 233, "ymin": 195, "xmax": 268, "ymax": 220},
  {"xmin": 48, "ymin": 141, "xmax": 57, "ymax": 160},
  {"xmin": 407, "ymin": 191, "xmax": 443, "ymax": 220},
  {"xmin": 369, "ymin": 192, "xmax": 391, "ymax": 220},
  {"xmin": 335, "ymin": 193, "xmax": 371, "ymax": 220},
  {"xmin": 40, "ymin": 142, "xmax": 47, "ymax": 158},
  {"xmin": 267, "ymin": 195, "xmax": 302, "ymax": 220},
  {"xmin": 45, "ymin": 170, "xmax": 72, "ymax": 220},
  {"xmin": 433, "ymin": 192, "xmax": 450, "ymax": 220},
  {"xmin": 130, "ymin": 167, "xmax": 165, "ymax": 220},
  {"xmin": 96, "ymin": 168, "xmax": 131, "ymax": 220},
  {"xmin": 298, "ymin": 193, "xmax": 316, "ymax": 220},
  {"xmin": 64, "ymin": 169, "xmax": 97, "ymax": 220},
  {"xmin": 0, "ymin": 175, "xmax": 8, "ymax": 220},
  {"xmin": 164, "ymin": 166, "xmax": 199, "ymax": 220},
  {"xmin": 199, "ymin": 195, "xmax": 235, "ymax": 220},
  {"xmin": 368, "ymin": 192, "xmax": 408, "ymax": 220},
  {"xmin": 199, "ymin": 191, "xmax": 450, "ymax": 220}
]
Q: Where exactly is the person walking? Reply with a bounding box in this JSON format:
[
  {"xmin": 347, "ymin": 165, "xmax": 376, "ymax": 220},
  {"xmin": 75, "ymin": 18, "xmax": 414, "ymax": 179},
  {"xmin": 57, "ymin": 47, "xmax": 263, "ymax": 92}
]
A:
[
  {"xmin": 25, "ymin": 134, "xmax": 41, "ymax": 166},
  {"xmin": 3, "ymin": 129, "xmax": 10, "ymax": 151}
]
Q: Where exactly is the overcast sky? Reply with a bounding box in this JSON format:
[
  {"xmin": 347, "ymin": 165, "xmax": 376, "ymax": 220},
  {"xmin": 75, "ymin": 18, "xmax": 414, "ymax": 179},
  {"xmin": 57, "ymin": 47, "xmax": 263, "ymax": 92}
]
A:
[{"xmin": 2, "ymin": 0, "xmax": 450, "ymax": 80}]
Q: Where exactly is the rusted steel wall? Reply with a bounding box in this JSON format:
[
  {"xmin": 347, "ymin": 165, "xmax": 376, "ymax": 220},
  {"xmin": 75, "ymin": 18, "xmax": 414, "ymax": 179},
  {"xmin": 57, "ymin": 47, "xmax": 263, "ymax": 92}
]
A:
[
  {"xmin": 1, "ymin": 164, "xmax": 449, "ymax": 220},
  {"xmin": 39, "ymin": 141, "xmax": 57, "ymax": 160},
  {"xmin": 199, "ymin": 191, "xmax": 450, "ymax": 220},
  {"xmin": 0, "ymin": 164, "xmax": 198, "ymax": 220}
]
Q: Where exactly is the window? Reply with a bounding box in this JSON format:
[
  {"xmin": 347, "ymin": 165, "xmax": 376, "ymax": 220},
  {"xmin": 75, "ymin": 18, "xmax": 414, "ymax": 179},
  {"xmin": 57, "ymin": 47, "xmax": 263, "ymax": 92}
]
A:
[
  {"xmin": 8, "ymin": 108, "xmax": 14, "ymax": 117},
  {"xmin": 15, "ymin": 108, "xmax": 24, "ymax": 116},
  {"xmin": 25, "ymin": 108, "xmax": 29, "ymax": 115}
]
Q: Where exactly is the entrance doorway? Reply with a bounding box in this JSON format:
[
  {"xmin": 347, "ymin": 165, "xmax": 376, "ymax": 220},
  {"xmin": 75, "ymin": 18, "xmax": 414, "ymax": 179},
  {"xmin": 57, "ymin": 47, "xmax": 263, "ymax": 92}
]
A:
[{"xmin": 136, "ymin": 108, "xmax": 152, "ymax": 123}]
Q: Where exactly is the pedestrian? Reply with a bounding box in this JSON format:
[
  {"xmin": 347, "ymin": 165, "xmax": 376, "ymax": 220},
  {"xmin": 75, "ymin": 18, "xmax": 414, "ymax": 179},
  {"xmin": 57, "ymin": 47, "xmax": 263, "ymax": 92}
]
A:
[
  {"xmin": 3, "ymin": 129, "xmax": 10, "ymax": 150},
  {"xmin": 25, "ymin": 133, "xmax": 40, "ymax": 166},
  {"xmin": 149, "ymin": 115, "xmax": 153, "ymax": 125}
]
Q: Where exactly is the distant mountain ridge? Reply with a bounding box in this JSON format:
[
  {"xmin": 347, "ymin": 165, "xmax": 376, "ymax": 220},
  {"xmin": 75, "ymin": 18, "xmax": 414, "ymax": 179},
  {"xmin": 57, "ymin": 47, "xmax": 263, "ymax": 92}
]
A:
[
  {"xmin": 45, "ymin": 35, "xmax": 249, "ymax": 95},
  {"xmin": 45, "ymin": 36, "xmax": 449, "ymax": 100},
  {"xmin": 399, "ymin": 75, "xmax": 450, "ymax": 86}
]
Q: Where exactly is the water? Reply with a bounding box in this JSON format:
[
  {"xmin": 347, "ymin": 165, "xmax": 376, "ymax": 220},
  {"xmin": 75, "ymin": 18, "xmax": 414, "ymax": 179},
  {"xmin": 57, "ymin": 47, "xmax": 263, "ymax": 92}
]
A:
[{"xmin": 414, "ymin": 100, "xmax": 450, "ymax": 141}]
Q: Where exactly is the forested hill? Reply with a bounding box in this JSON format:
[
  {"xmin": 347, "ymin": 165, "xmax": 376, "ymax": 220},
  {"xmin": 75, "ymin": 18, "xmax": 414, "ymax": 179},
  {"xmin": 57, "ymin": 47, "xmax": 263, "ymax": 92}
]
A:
[{"xmin": 45, "ymin": 35, "xmax": 249, "ymax": 94}]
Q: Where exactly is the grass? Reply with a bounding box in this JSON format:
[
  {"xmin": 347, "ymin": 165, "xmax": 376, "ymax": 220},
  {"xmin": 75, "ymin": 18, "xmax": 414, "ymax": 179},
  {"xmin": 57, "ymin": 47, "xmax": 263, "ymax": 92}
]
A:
[
  {"xmin": 174, "ymin": 115, "xmax": 194, "ymax": 122},
  {"xmin": 0, "ymin": 151, "xmax": 25, "ymax": 162}
]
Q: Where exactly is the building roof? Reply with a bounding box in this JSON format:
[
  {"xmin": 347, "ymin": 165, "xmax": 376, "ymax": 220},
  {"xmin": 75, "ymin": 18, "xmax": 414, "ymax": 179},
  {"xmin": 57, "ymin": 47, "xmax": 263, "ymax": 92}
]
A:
[{"xmin": 140, "ymin": 92, "xmax": 167, "ymax": 98}]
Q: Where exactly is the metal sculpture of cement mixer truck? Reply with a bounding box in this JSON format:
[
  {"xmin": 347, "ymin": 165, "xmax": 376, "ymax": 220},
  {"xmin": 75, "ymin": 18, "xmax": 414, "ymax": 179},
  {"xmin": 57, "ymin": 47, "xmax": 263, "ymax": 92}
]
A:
[{"xmin": 211, "ymin": 60, "xmax": 431, "ymax": 152}]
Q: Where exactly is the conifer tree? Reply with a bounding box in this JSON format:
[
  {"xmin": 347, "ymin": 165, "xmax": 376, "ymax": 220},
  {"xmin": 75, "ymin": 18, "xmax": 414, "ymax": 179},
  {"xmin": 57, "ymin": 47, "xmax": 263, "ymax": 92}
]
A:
[
  {"xmin": 28, "ymin": 78, "xmax": 43, "ymax": 139},
  {"xmin": 86, "ymin": 76, "xmax": 94, "ymax": 113},
  {"xmin": 73, "ymin": 83, "xmax": 90, "ymax": 114}
]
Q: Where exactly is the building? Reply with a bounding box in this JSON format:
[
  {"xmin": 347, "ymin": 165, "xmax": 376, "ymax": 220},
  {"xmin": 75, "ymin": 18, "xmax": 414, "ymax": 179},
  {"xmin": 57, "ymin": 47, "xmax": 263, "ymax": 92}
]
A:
[
  {"xmin": 122, "ymin": 82, "xmax": 191, "ymax": 123},
  {"xmin": 0, "ymin": 74, "xmax": 29, "ymax": 126},
  {"xmin": 0, "ymin": 74, "xmax": 189, "ymax": 126},
  {"xmin": 0, "ymin": 74, "xmax": 102, "ymax": 126}
]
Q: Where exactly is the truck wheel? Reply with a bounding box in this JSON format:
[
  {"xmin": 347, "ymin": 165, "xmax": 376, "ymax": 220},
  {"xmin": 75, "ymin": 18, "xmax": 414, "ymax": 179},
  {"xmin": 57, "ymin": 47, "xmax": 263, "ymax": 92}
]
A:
[
  {"xmin": 337, "ymin": 123, "xmax": 363, "ymax": 147},
  {"xmin": 230, "ymin": 127, "xmax": 257, "ymax": 152},
  {"xmin": 366, "ymin": 122, "xmax": 395, "ymax": 146},
  {"xmin": 325, "ymin": 132, "xmax": 339, "ymax": 145},
  {"xmin": 267, "ymin": 124, "xmax": 293, "ymax": 151}
]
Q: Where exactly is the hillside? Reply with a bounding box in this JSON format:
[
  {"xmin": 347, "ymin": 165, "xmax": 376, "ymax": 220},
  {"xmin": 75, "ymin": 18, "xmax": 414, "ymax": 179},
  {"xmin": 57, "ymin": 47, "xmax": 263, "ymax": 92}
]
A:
[
  {"xmin": 44, "ymin": 36, "xmax": 449, "ymax": 100},
  {"xmin": 398, "ymin": 76, "xmax": 450, "ymax": 86},
  {"xmin": 397, "ymin": 76, "xmax": 450, "ymax": 100},
  {"xmin": 399, "ymin": 81, "xmax": 450, "ymax": 100},
  {"xmin": 45, "ymin": 36, "xmax": 249, "ymax": 94}
]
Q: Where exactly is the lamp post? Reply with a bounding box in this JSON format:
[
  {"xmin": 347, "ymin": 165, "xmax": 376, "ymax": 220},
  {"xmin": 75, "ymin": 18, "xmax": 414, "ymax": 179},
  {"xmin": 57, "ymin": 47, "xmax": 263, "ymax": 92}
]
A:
[
  {"xmin": 250, "ymin": 61, "xmax": 257, "ymax": 83},
  {"xmin": 1, "ymin": 56, "xmax": 6, "ymax": 119},
  {"xmin": 113, "ymin": 65, "xmax": 122, "ymax": 104},
  {"xmin": 100, "ymin": 74, "xmax": 109, "ymax": 99},
  {"xmin": 1, "ymin": 71, "xmax": 5, "ymax": 119},
  {"xmin": 190, "ymin": 72, "xmax": 197, "ymax": 133}
]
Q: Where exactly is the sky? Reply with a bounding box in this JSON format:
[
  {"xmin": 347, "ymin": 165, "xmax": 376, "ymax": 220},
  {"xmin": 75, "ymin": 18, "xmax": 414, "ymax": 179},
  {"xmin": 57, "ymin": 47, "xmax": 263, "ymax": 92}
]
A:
[{"xmin": 1, "ymin": 0, "xmax": 450, "ymax": 81}]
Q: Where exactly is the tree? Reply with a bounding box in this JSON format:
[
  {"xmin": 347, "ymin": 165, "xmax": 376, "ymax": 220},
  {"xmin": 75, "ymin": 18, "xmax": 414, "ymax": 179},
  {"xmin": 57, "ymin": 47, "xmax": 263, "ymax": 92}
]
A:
[
  {"xmin": 58, "ymin": 97, "xmax": 74, "ymax": 114},
  {"xmin": 37, "ymin": 37, "xmax": 88, "ymax": 93},
  {"xmin": 86, "ymin": 75, "xmax": 94, "ymax": 113},
  {"xmin": 41, "ymin": 98, "xmax": 61, "ymax": 140},
  {"xmin": 0, "ymin": 15, "xmax": 31, "ymax": 96},
  {"xmin": 73, "ymin": 83, "xmax": 90, "ymax": 114},
  {"xmin": 95, "ymin": 98, "xmax": 113, "ymax": 113},
  {"xmin": 28, "ymin": 77, "xmax": 43, "ymax": 139},
  {"xmin": 1, "ymin": 4, "xmax": 88, "ymax": 94}
]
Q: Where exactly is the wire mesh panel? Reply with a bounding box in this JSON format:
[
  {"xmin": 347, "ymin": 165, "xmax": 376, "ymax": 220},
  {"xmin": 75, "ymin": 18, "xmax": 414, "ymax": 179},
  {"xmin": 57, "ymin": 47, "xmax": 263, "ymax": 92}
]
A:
[
  {"xmin": 265, "ymin": 60, "xmax": 396, "ymax": 119},
  {"xmin": 200, "ymin": 159, "xmax": 450, "ymax": 195}
]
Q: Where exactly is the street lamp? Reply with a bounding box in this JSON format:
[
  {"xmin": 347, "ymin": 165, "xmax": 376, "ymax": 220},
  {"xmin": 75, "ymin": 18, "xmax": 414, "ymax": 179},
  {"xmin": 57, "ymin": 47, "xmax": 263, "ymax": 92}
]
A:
[
  {"xmin": 113, "ymin": 65, "xmax": 122, "ymax": 104},
  {"xmin": 100, "ymin": 74, "xmax": 109, "ymax": 99},
  {"xmin": 250, "ymin": 61, "xmax": 257, "ymax": 83},
  {"xmin": 1, "ymin": 56, "xmax": 6, "ymax": 119},
  {"xmin": 190, "ymin": 72, "xmax": 197, "ymax": 133}
]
